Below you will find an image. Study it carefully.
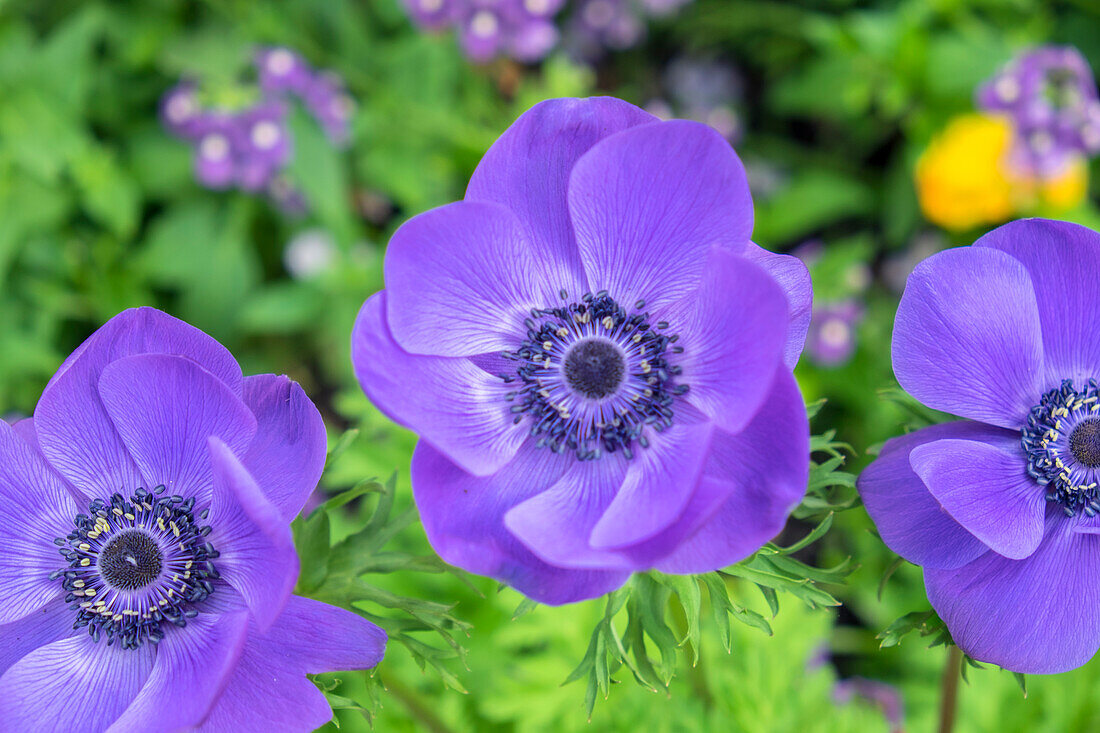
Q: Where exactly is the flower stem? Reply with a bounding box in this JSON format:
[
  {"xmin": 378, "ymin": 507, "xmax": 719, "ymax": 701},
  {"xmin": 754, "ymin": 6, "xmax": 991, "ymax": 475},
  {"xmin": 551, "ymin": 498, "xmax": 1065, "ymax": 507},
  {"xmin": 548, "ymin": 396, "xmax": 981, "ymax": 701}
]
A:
[{"xmin": 938, "ymin": 645, "xmax": 963, "ymax": 733}]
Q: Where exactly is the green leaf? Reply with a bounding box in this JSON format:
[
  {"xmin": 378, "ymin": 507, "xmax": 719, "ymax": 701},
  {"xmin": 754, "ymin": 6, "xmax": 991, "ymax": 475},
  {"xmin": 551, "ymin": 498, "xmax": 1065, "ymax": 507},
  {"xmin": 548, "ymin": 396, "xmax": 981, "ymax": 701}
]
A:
[{"xmin": 293, "ymin": 509, "xmax": 331, "ymax": 594}]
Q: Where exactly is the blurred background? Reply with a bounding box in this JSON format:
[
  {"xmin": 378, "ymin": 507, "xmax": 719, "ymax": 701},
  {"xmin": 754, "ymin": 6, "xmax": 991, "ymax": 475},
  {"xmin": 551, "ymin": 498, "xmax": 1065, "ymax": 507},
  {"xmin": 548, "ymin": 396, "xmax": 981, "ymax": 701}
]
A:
[{"xmin": 3, "ymin": 0, "xmax": 1100, "ymax": 730}]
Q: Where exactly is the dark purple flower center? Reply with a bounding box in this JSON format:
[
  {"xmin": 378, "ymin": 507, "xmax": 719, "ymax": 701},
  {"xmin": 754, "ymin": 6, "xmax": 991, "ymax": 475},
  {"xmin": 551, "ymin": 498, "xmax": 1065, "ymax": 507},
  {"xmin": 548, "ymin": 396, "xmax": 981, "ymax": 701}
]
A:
[
  {"xmin": 499, "ymin": 292, "xmax": 688, "ymax": 461},
  {"xmin": 1022, "ymin": 379, "xmax": 1100, "ymax": 516},
  {"xmin": 98, "ymin": 530, "xmax": 164, "ymax": 591},
  {"xmin": 1070, "ymin": 419, "xmax": 1100, "ymax": 468},
  {"xmin": 51, "ymin": 487, "xmax": 220, "ymax": 649},
  {"xmin": 563, "ymin": 339, "xmax": 626, "ymax": 399}
]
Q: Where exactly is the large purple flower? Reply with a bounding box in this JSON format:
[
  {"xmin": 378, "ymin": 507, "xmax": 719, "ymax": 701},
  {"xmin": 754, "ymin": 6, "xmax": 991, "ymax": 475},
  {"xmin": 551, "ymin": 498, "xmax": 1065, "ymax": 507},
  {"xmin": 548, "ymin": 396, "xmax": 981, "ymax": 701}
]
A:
[
  {"xmin": 0, "ymin": 308, "xmax": 385, "ymax": 731},
  {"xmin": 352, "ymin": 97, "xmax": 811, "ymax": 604},
  {"xmin": 860, "ymin": 218, "xmax": 1100, "ymax": 674}
]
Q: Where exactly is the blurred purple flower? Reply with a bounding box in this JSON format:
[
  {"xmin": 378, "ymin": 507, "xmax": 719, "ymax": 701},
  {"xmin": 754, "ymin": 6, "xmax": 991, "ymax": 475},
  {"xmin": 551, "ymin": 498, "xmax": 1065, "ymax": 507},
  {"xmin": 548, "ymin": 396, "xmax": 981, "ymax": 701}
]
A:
[
  {"xmin": 403, "ymin": 0, "xmax": 460, "ymax": 29},
  {"xmin": 644, "ymin": 59, "xmax": 744, "ymax": 144},
  {"xmin": 978, "ymin": 46, "xmax": 1100, "ymax": 177},
  {"xmin": 256, "ymin": 46, "xmax": 314, "ymax": 96},
  {"xmin": 806, "ymin": 300, "xmax": 864, "ymax": 368},
  {"xmin": 860, "ymin": 218, "xmax": 1100, "ymax": 673},
  {"xmin": 352, "ymin": 97, "xmax": 811, "ymax": 604},
  {"xmin": 159, "ymin": 81, "xmax": 203, "ymax": 139},
  {"xmin": 236, "ymin": 101, "xmax": 292, "ymax": 191},
  {"xmin": 0, "ymin": 308, "xmax": 385, "ymax": 729},
  {"xmin": 302, "ymin": 71, "xmax": 355, "ymax": 146},
  {"xmin": 161, "ymin": 46, "xmax": 356, "ymax": 202},
  {"xmin": 191, "ymin": 113, "xmax": 241, "ymax": 189},
  {"xmin": 403, "ymin": 0, "xmax": 566, "ymax": 63},
  {"xmin": 568, "ymin": 0, "xmax": 644, "ymax": 56},
  {"xmin": 833, "ymin": 677, "xmax": 905, "ymax": 733}
]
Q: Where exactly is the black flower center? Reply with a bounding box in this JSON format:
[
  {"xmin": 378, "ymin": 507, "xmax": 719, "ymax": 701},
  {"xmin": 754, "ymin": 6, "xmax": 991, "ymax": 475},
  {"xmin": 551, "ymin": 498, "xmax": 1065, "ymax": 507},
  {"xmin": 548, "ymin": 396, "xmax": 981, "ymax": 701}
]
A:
[
  {"xmin": 99, "ymin": 529, "xmax": 163, "ymax": 590},
  {"xmin": 564, "ymin": 339, "xmax": 625, "ymax": 399},
  {"xmin": 1070, "ymin": 419, "xmax": 1100, "ymax": 468}
]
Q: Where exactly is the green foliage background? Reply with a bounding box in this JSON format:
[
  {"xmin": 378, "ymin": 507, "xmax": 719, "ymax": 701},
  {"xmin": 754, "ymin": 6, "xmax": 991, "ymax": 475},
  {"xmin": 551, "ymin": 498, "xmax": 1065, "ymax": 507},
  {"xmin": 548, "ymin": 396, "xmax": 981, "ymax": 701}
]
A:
[{"xmin": 3, "ymin": 0, "xmax": 1100, "ymax": 730}]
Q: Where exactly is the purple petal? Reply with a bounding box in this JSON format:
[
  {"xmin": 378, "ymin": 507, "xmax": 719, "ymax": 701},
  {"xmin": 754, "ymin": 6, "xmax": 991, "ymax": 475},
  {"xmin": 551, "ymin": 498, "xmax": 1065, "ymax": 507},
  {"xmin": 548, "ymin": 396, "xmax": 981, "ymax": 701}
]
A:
[
  {"xmin": 108, "ymin": 609, "xmax": 250, "ymax": 733},
  {"xmin": 411, "ymin": 441, "xmax": 631, "ymax": 604},
  {"xmin": 910, "ymin": 438, "xmax": 1044, "ymax": 560},
  {"xmin": 504, "ymin": 455, "xmax": 631, "ymax": 569},
  {"xmin": 0, "ymin": 420, "xmax": 79, "ymax": 623},
  {"xmin": 0, "ymin": 603, "xmax": 77, "ymax": 680},
  {"xmin": 926, "ymin": 515, "xmax": 1100, "ymax": 673},
  {"xmin": 98, "ymin": 354, "xmax": 257, "ymax": 501},
  {"xmin": 655, "ymin": 370, "xmax": 808, "ymax": 573},
  {"xmin": 383, "ymin": 201, "xmax": 560, "ymax": 357},
  {"xmin": 240, "ymin": 375, "xmax": 327, "ymax": 522},
  {"xmin": 742, "ymin": 242, "xmax": 812, "ymax": 369},
  {"xmin": 0, "ymin": 633, "xmax": 154, "ymax": 730},
  {"xmin": 589, "ymin": 421, "xmax": 716, "ymax": 550},
  {"xmin": 197, "ymin": 596, "xmax": 385, "ymax": 732},
  {"xmin": 466, "ymin": 97, "xmax": 655, "ymax": 298},
  {"xmin": 351, "ymin": 292, "xmax": 525, "ymax": 477},
  {"xmin": 892, "ymin": 246, "xmax": 1044, "ymax": 429},
  {"xmin": 974, "ymin": 219, "xmax": 1100, "ymax": 387},
  {"xmin": 655, "ymin": 249, "xmax": 787, "ymax": 434},
  {"xmin": 34, "ymin": 307, "xmax": 242, "ymax": 498},
  {"xmin": 569, "ymin": 120, "xmax": 753, "ymax": 310},
  {"xmin": 858, "ymin": 421, "xmax": 1012, "ymax": 570},
  {"xmin": 207, "ymin": 437, "xmax": 298, "ymax": 632}
]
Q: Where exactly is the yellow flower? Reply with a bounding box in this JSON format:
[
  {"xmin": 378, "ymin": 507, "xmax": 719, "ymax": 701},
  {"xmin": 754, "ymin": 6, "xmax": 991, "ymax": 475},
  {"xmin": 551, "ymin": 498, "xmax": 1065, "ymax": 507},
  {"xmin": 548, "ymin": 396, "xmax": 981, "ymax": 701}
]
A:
[
  {"xmin": 915, "ymin": 114, "xmax": 1018, "ymax": 231},
  {"xmin": 914, "ymin": 113, "xmax": 1088, "ymax": 231},
  {"xmin": 1038, "ymin": 156, "xmax": 1088, "ymax": 211}
]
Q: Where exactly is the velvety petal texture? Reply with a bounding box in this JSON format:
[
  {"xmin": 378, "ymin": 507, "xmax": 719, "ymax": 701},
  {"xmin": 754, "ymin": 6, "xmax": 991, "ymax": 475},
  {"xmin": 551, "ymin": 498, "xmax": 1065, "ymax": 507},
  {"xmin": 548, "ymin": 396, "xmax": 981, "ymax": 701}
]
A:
[
  {"xmin": 352, "ymin": 292, "xmax": 526, "ymax": 477},
  {"xmin": 357, "ymin": 97, "xmax": 810, "ymax": 604},
  {"xmin": 466, "ymin": 96, "xmax": 655, "ymax": 296},
  {"xmin": 926, "ymin": 516, "xmax": 1100, "ymax": 674},
  {"xmin": 198, "ymin": 597, "xmax": 387, "ymax": 733},
  {"xmin": 0, "ymin": 421, "xmax": 79, "ymax": 623},
  {"xmin": 570, "ymin": 119, "xmax": 753, "ymax": 310},
  {"xmin": 910, "ymin": 438, "xmax": 1044, "ymax": 560},
  {"xmin": 858, "ymin": 422, "xmax": 1006, "ymax": 571},
  {"xmin": 34, "ymin": 307, "xmax": 242, "ymax": 498},
  {"xmin": 975, "ymin": 218, "xmax": 1100, "ymax": 386},
  {"xmin": 892, "ymin": 246, "xmax": 1043, "ymax": 429},
  {"xmin": 1, "ymin": 307, "xmax": 385, "ymax": 731}
]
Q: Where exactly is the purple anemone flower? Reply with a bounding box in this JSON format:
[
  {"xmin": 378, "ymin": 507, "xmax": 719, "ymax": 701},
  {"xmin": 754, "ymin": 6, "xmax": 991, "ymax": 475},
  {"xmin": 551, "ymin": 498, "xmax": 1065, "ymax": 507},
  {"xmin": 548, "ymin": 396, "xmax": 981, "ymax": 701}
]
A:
[
  {"xmin": 0, "ymin": 308, "xmax": 385, "ymax": 730},
  {"xmin": 352, "ymin": 97, "xmax": 811, "ymax": 604},
  {"xmin": 806, "ymin": 300, "xmax": 864, "ymax": 368},
  {"xmin": 860, "ymin": 218, "xmax": 1100, "ymax": 673}
]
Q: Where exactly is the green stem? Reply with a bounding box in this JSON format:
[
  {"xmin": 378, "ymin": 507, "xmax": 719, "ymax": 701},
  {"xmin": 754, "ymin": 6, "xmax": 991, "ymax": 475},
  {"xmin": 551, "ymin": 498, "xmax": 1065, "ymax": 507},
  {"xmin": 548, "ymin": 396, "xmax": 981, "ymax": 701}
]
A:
[
  {"xmin": 938, "ymin": 645, "xmax": 963, "ymax": 733},
  {"xmin": 378, "ymin": 672, "xmax": 457, "ymax": 733}
]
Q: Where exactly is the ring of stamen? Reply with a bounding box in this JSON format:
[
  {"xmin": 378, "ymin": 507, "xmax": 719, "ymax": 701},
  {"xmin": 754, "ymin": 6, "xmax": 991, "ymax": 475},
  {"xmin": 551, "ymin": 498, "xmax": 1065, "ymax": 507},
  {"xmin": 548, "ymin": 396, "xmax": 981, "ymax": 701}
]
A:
[
  {"xmin": 499, "ymin": 291, "xmax": 688, "ymax": 461},
  {"xmin": 51, "ymin": 487, "xmax": 220, "ymax": 649},
  {"xmin": 1023, "ymin": 379, "xmax": 1100, "ymax": 516}
]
